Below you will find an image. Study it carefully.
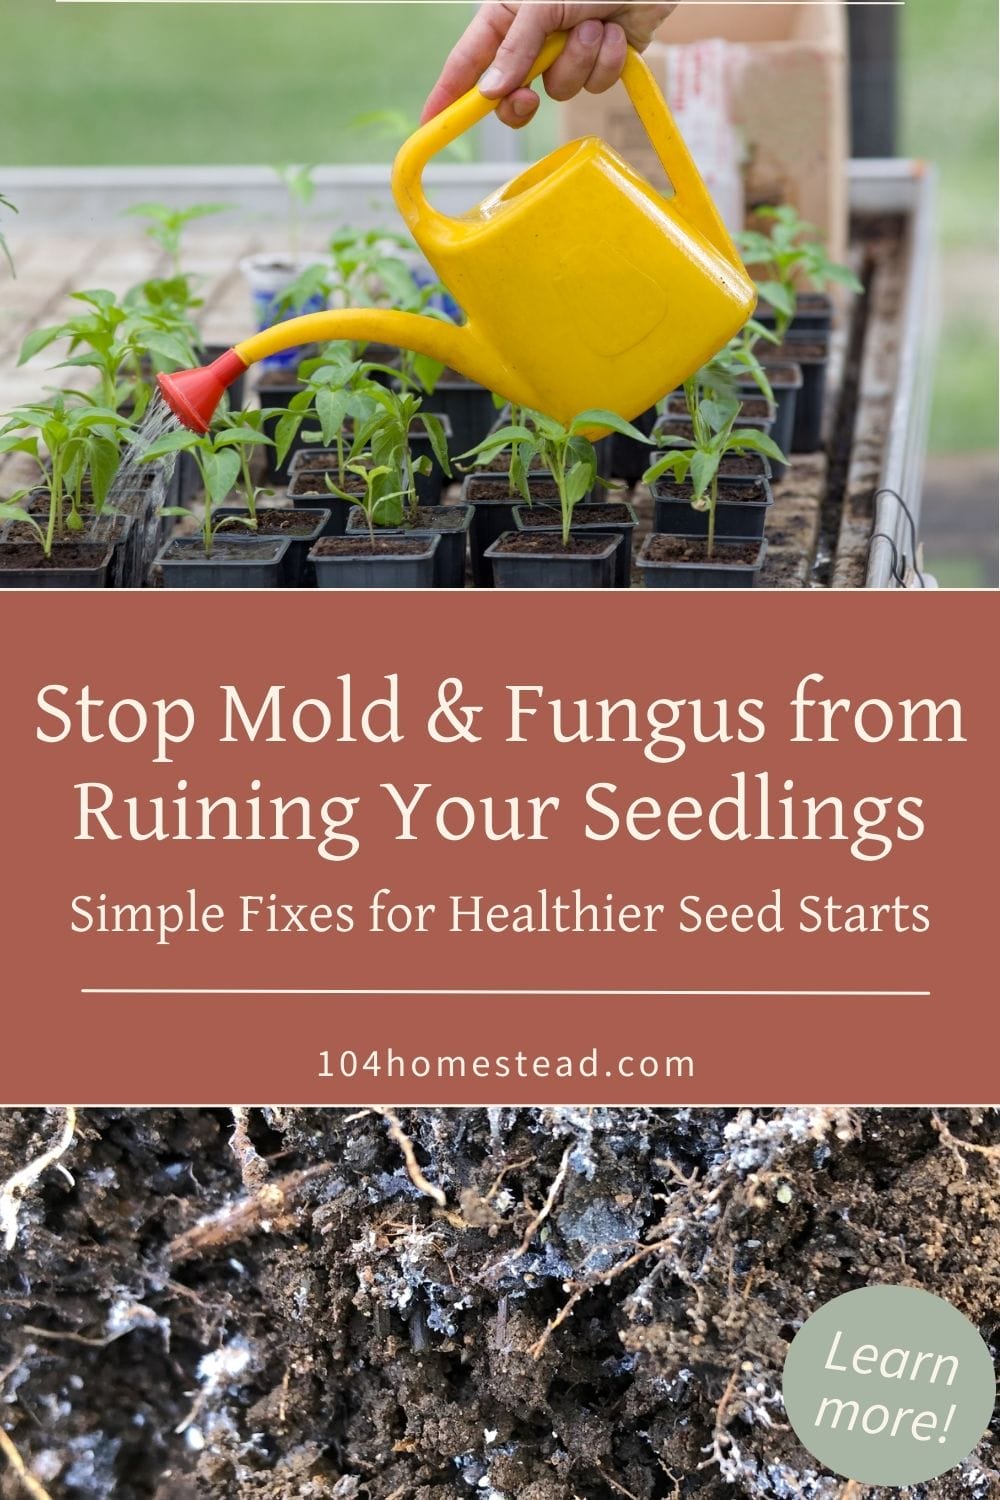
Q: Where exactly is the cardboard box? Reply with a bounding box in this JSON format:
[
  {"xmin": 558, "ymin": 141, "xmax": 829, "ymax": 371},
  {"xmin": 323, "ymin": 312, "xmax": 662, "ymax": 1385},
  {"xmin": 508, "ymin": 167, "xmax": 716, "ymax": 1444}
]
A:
[{"xmin": 560, "ymin": 2, "xmax": 848, "ymax": 262}]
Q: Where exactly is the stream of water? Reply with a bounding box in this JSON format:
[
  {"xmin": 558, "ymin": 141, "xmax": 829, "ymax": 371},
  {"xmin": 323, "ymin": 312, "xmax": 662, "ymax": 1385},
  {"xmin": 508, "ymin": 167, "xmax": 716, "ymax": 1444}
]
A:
[{"xmin": 93, "ymin": 396, "xmax": 184, "ymax": 585}]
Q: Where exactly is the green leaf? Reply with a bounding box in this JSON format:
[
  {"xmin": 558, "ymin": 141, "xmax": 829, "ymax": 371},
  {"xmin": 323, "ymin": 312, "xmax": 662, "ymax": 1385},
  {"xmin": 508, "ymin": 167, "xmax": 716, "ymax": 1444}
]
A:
[
  {"xmin": 570, "ymin": 409, "xmax": 652, "ymax": 443},
  {"xmin": 689, "ymin": 449, "xmax": 718, "ymax": 500},
  {"xmin": 87, "ymin": 436, "xmax": 120, "ymax": 510},
  {"xmin": 18, "ymin": 325, "xmax": 66, "ymax": 365},
  {"xmin": 201, "ymin": 447, "xmax": 241, "ymax": 507},
  {"xmin": 756, "ymin": 281, "xmax": 795, "ymax": 320},
  {"xmin": 564, "ymin": 460, "xmax": 593, "ymax": 508},
  {"xmin": 727, "ymin": 428, "xmax": 787, "ymax": 464},
  {"xmin": 418, "ymin": 412, "xmax": 451, "ymax": 477},
  {"xmin": 139, "ymin": 430, "xmax": 200, "ymax": 461}
]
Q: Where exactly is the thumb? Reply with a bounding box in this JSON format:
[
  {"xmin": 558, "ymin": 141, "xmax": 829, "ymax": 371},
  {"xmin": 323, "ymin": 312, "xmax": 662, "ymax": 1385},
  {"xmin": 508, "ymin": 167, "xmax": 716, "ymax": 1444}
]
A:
[{"xmin": 479, "ymin": 4, "xmax": 555, "ymax": 95}]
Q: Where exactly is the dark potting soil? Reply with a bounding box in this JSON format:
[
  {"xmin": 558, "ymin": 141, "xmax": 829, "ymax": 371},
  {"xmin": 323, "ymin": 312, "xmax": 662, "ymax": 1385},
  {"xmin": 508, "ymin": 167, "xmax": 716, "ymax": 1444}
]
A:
[
  {"xmin": 288, "ymin": 472, "xmax": 365, "ymax": 501},
  {"xmin": 472, "ymin": 478, "xmax": 561, "ymax": 503},
  {"xmin": 765, "ymin": 341, "xmax": 827, "ymax": 363},
  {"xmin": 393, "ymin": 507, "xmax": 467, "ymax": 531},
  {"xmin": 290, "ymin": 451, "xmax": 357, "ymax": 473},
  {"xmin": 737, "ymin": 397, "xmax": 773, "ymax": 419},
  {"xmin": 645, "ymin": 536, "xmax": 762, "ymax": 566},
  {"xmin": 492, "ymin": 532, "xmax": 614, "ymax": 557},
  {"xmin": 223, "ymin": 512, "xmax": 321, "ymax": 539},
  {"xmin": 0, "ymin": 542, "xmax": 103, "ymax": 571},
  {"xmin": 312, "ymin": 536, "xmax": 433, "ymax": 557},
  {"xmin": 161, "ymin": 539, "xmax": 280, "ymax": 563},
  {"xmin": 477, "ymin": 453, "xmax": 549, "ymax": 474},
  {"xmin": 718, "ymin": 456, "xmax": 769, "ymax": 477},
  {"xmin": 0, "ymin": 1108, "xmax": 996, "ymax": 1500},
  {"xmin": 519, "ymin": 504, "xmax": 631, "ymax": 527}
]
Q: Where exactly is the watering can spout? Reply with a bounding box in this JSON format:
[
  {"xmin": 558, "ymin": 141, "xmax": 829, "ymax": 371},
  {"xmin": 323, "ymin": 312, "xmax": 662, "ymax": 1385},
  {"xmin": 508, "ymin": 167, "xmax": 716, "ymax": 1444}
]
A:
[{"xmin": 157, "ymin": 311, "xmax": 488, "ymax": 434}]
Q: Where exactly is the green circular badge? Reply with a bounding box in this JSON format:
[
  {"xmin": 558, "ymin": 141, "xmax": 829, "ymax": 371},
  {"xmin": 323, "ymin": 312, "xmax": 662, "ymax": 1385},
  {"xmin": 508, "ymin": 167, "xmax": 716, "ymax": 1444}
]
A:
[{"xmin": 783, "ymin": 1286, "xmax": 996, "ymax": 1486}]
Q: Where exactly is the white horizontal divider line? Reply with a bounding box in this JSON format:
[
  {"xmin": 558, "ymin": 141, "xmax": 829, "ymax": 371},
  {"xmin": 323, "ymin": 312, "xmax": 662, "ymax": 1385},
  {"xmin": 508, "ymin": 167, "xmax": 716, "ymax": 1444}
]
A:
[{"xmin": 81, "ymin": 987, "xmax": 931, "ymax": 997}]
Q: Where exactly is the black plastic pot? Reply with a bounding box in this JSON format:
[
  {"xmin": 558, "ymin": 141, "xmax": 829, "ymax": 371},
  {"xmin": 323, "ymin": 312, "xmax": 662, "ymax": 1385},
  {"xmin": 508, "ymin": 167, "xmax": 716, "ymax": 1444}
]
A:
[
  {"xmin": 637, "ymin": 534, "xmax": 767, "ymax": 589},
  {"xmin": 157, "ymin": 535, "xmax": 290, "ymax": 588},
  {"xmin": 595, "ymin": 405, "xmax": 657, "ymax": 486},
  {"xmin": 763, "ymin": 337, "xmax": 829, "ymax": 452},
  {"xmin": 484, "ymin": 530, "xmax": 619, "ymax": 589},
  {"xmin": 214, "ymin": 506, "xmax": 331, "ymax": 587},
  {"xmin": 86, "ymin": 514, "xmax": 134, "ymax": 588},
  {"xmin": 286, "ymin": 467, "xmax": 363, "ymax": 535},
  {"xmin": 462, "ymin": 473, "xmax": 586, "ymax": 589},
  {"xmin": 513, "ymin": 501, "xmax": 637, "ymax": 588},
  {"xmin": 309, "ymin": 534, "xmax": 439, "ymax": 589},
  {"xmin": 651, "ymin": 474, "xmax": 773, "ymax": 542},
  {"xmin": 740, "ymin": 362, "xmax": 801, "ymax": 481},
  {"xmin": 0, "ymin": 540, "xmax": 113, "ymax": 589},
  {"xmin": 425, "ymin": 371, "xmax": 495, "ymax": 458},
  {"xmin": 256, "ymin": 354, "xmax": 317, "ymax": 483},
  {"xmin": 755, "ymin": 291, "xmax": 833, "ymax": 336},
  {"xmin": 346, "ymin": 503, "xmax": 471, "ymax": 589}
]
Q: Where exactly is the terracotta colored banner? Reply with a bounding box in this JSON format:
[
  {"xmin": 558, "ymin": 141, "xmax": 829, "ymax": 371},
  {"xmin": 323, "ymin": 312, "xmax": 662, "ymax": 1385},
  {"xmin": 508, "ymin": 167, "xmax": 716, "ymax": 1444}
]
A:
[{"xmin": 0, "ymin": 590, "xmax": 995, "ymax": 1104}]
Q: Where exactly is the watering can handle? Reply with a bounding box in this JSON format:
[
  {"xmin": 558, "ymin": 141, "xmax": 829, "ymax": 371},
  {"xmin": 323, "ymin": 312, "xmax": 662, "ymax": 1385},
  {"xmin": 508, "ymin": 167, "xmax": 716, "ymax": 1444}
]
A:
[
  {"xmin": 394, "ymin": 32, "xmax": 743, "ymax": 274},
  {"xmin": 619, "ymin": 48, "xmax": 745, "ymax": 271},
  {"xmin": 393, "ymin": 31, "xmax": 571, "ymax": 226}
]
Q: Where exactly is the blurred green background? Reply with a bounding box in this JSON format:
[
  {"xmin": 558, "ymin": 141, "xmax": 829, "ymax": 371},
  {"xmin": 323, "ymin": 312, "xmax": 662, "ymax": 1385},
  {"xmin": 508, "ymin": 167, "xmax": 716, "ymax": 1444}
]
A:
[{"xmin": 2, "ymin": 0, "xmax": 996, "ymax": 463}]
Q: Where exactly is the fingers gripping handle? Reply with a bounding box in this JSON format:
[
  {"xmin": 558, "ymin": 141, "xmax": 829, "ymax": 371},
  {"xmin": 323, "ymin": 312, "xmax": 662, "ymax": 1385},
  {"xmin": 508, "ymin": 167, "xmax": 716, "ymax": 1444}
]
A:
[
  {"xmin": 619, "ymin": 48, "xmax": 744, "ymax": 271},
  {"xmin": 393, "ymin": 31, "xmax": 569, "ymax": 228}
]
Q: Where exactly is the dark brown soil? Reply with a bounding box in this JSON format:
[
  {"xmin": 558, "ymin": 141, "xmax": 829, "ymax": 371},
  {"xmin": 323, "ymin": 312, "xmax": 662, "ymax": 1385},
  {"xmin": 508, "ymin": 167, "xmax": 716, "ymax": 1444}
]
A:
[
  {"xmin": 370, "ymin": 507, "xmax": 467, "ymax": 532},
  {"xmin": 737, "ymin": 397, "xmax": 774, "ymax": 420},
  {"xmin": 289, "ymin": 445, "xmax": 358, "ymax": 473},
  {"xmin": 0, "ymin": 541, "xmax": 109, "ymax": 571},
  {"xmin": 221, "ymin": 510, "xmax": 325, "ymax": 538},
  {"xmin": 518, "ymin": 504, "xmax": 632, "ymax": 527},
  {"xmin": 764, "ymin": 342, "xmax": 829, "ymax": 364},
  {"xmin": 476, "ymin": 453, "xmax": 549, "ymax": 474},
  {"xmin": 745, "ymin": 363, "xmax": 801, "ymax": 388},
  {"xmin": 0, "ymin": 1109, "xmax": 995, "ymax": 1500},
  {"xmin": 468, "ymin": 478, "xmax": 561, "ymax": 503},
  {"xmin": 288, "ymin": 472, "xmax": 365, "ymax": 501},
  {"xmin": 312, "ymin": 536, "xmax": 433, "ymax": 557},
  {"xmin": 645, "ymin": 536, "xmax": 763, "ymax": 566},
  {"xmin": 492, "ymin": 532, "xmax": 614, "ymax": 556},
  {"xmin": 717, "ymin": 456, "xmax": 769, "ymax": 478}
]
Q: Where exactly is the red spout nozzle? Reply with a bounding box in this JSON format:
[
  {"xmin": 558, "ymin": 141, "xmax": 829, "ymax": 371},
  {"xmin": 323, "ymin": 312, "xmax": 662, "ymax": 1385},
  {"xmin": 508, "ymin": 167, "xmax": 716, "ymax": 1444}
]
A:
[{"xmin": 157, "ymin": 348, "xmax": 249, "ymax": 433}]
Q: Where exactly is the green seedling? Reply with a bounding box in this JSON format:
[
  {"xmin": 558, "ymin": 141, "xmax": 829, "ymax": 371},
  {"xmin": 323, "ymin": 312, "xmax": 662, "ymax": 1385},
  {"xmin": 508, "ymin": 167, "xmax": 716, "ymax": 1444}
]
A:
[
  {"xmin": 702, "ymin": 318, "xmax": 780, "ymax": 405},
  {"xmin": 0, "ymin": 393, "xmax": 134, "ymax": 554},
  {"xmin": 273, "ymin": 346, "xmax": 389, "ymax": 484},
  {"xmin": 353, "ymin": 384, "xmax": 451, "ymax": 515},
  {"xmin": 0, "ymin": 193, "xmax": 17, "ymax": 277},
  {"xmin": 123, "ymin": 201, "xmax": 230, "ymax": 277},
  {"xmin": 19, "ymin": 288, "xmax": 194, "ymax": 420},
  {"xmin": 737, "ymin": 205, "xmax": 863, "ymax": 339},
  {"xmin": 274, "ymin": 165, "xmax": 317, "ymax": 256},
  {"xmin": 326, "ymin": 460, "xmax": 408, "ymax": 546},
  {"xmin": 463, "ymin": 409, "xmax": 650, "ymax": 545},
  {"xmin": 139, "ymin": 414, "xmax": 275, "ymax": 556},
  {"xmin": 644, "ymin": 393, "xmax": 786, "ymax": 558}
]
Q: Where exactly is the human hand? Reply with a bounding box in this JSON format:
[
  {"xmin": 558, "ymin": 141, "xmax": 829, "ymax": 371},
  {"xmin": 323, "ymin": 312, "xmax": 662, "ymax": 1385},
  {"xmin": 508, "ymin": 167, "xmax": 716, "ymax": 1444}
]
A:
[{"xmin": 421, "ymin": 3, "xmax": 678, "ymax": 128}]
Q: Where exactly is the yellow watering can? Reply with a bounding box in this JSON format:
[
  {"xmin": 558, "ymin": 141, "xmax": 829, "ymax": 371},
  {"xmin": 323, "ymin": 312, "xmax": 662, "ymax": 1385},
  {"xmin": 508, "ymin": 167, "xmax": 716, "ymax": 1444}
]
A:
[{"xmin": 158, "ymin": 33, "xmax": 755, "ymax": 434}]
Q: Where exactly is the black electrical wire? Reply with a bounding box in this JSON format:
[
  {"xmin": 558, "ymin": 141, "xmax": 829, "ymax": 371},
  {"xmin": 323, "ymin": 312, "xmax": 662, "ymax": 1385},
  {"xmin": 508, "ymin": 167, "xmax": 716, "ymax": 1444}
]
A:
[{"xmin": 872, "ymin": 486, "xmax": 927, "ymax": 587}]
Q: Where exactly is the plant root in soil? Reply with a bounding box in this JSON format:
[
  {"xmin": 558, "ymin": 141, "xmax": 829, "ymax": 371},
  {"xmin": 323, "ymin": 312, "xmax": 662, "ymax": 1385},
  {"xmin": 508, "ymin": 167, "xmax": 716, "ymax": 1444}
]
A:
[{"xmin": 0, "ymin": 1106, "xmax": 997, "ymax": 1500}]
